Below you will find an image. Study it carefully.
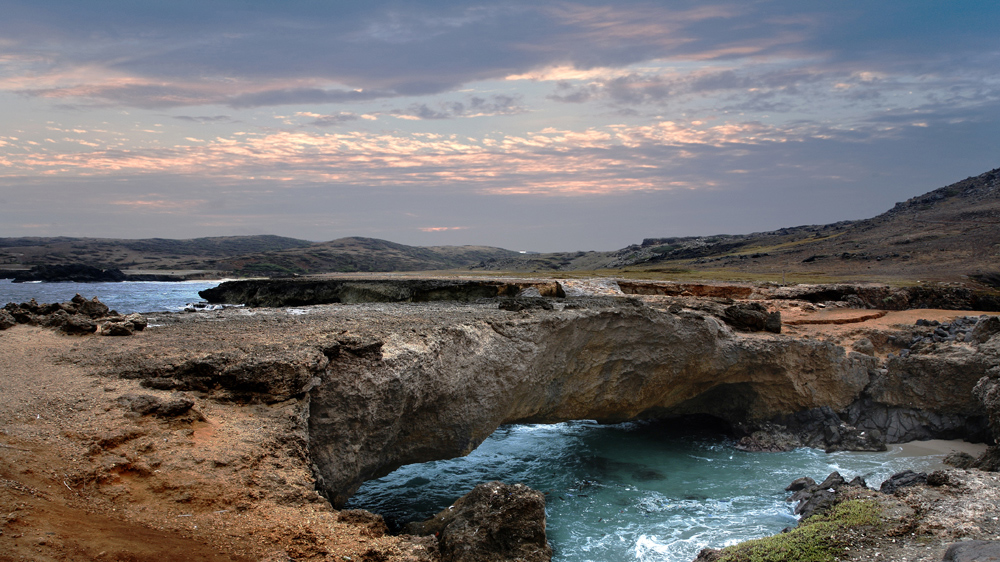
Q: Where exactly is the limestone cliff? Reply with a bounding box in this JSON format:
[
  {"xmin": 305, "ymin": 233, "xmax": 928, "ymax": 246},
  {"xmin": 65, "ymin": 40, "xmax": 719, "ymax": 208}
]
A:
[
  {"xmin": 79, "ymin": 296, "xmax": 997, "ymax": 507},
  {"xmin": 307, "ymin": 301, "xmax": 874, "ymax": 505}
]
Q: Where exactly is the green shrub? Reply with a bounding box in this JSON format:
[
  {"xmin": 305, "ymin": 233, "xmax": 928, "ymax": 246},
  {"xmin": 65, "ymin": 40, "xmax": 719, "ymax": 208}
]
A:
[{"xmin": 716, "ymin": 499, "xmax": 881, "ymax": 562}]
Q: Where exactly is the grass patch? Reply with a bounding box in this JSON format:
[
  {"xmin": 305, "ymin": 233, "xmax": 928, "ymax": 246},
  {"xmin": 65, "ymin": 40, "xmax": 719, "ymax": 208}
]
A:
[{"xmin": 715, "ymin": 499, "xmax": 881, "ymax": 562}]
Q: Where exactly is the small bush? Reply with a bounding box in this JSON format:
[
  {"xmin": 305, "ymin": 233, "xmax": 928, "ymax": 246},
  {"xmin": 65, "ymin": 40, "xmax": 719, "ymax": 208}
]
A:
[{"xmin": 716, "ymin": 499, "xmax": 881, "ymax": 562}]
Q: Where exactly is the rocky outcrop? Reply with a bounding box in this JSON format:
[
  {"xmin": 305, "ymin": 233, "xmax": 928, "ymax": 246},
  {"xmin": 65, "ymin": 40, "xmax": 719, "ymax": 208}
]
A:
[
  {"xmin": 766, "ymin": 283, "xmax": 1000, "ymax": 311},
  {"xmin": 308, "ymin": 302, "xmax": 878, "ymax": 505},
  {"xmin": 2, "ymin": 295, "xmax": 147, "ymax": 336},
  {"xmin": 406, "ymin": 482, "xmax": 551, "ymax": 562},
  {"xmin": 12, "ymin": 264, "xmax": 127, "ymax": 283},
  {"xmin": 91, "ymin": 297, "xmax": 997, "ymax": 507},
  {"xmin": 199, "ymin": 278, "xmax": 564, "ymax": 306}
]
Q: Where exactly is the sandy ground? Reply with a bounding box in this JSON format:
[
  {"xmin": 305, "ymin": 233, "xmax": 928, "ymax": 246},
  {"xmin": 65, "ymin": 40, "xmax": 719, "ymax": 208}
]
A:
[{"xmin": 0, "ymin": 325, "xmax": 431, "ymax": 562}]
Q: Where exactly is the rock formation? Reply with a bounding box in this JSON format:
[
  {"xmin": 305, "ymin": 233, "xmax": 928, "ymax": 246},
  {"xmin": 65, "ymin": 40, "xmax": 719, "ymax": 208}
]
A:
[
  {"xmin": 74, "ymin": 292, "xmax": 1000, "ymax": 507},
  {"xmin": 406, "ymin": 482, "xmax": 551, "ymax": 562},
  {"xmin": 199, "ymin": 278, "xmax": 564, "ymax": 306},
  {"xmin": 1, "ymin": 295, "xmax": 146, "ymax": 336},
  {"xmin": 308, "ymin": 301, "xmax": 877, "ymax": 505}
]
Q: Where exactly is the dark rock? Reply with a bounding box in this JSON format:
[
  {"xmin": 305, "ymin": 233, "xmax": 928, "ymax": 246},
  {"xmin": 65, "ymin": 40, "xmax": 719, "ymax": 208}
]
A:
[
  {"xmin": 694, "ymin": 548, "xmax": 723, "ymax": 561},
  {"xmin": 942, "ymin": 540, "xmax": 1000, "ymax": 561},
  {"xmin": 12, "ymin": 264, "xmax": 127, "ymax": 283},
  {"xmin": 499, "ymin": 297, "xmax": 554, "ymax": 312},
  {"xmin": 971, "ymin": 316, "xmax": 1000, "ymax": 344},
  {"xmin": 926, "ymin": 470, "xmax": 951, "ymax": 487},
  {"xmin": 853, "ymin": 337, "xmax": 876, "ymax": 356},
  {"xmin": 117, "ymin": 393, "xmax": 195, "ymax": 418},
  {"xmin": 785, "ymin": 471, "xmax": 870, "ymax": 521},
  {"xmin": 785, "ymin": 477, "xmax": 816, "ymax": 492},
  {"xmin": 723, "ymin": 302, "xmax": 770, "ymax": 331},
  {"xmin": 141, "ymin": 377, "xmax": 181, "ymax": 390},
  {"xmin": 734, "ymin": 422, "xmax": 801, "ymax": 452},
  {"xmin": 199, "ymin": 278, "xmax": 535, "ymax": 306},
  {"xmin": 974, "ymin": 446, "xmax": 1000, "ymax": 472},
  {"xmin": 879, "ymin": 470, "xmax": 927, "ymax": 494},
  {"xmin": 101, "ymin": 321, "xmax": 135, "ymax": 336},
  {"xmin": 71, "ymin": 294, "xmax": 110, "ymax": 318},
  {"xmin": 764, "ymin": 311, "xmax": 782, "ymax": 334},
  {"xmin": 156, "ymin": 396, "xmax": 195, "ymax": 417},
  {"xmin": 60, "ymin": 314, "xmax": 98, "ymax": 335},
  {"xmin": 944, "ymin": 451, "xmax": 977, "ymax": 469},
  {"xmin": 118, "ymin": 393, "xmax": 163, "ymax": 416},
  {"xmin": 0, "ymin": 309, "xmax": 14, "ymax": 330},
  {"xmin": 335, "ymin": 335, "xmax": 383, "ymax": 358},
  {"xmin": 406, "ymin": 481, "xmax": 551, "ymax": 562}
]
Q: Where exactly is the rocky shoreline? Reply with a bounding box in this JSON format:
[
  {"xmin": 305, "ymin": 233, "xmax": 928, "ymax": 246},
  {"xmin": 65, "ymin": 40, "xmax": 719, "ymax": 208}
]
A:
[{"xmin": 2, "ymin": 280, "xmax": 1000, "ymax": 561}]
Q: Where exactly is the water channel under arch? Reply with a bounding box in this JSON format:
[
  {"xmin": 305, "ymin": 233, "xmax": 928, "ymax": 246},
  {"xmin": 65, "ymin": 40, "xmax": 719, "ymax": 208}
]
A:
[{"xmin": 346, "ymin": 419, "xmax": 955, "ymax": 562}]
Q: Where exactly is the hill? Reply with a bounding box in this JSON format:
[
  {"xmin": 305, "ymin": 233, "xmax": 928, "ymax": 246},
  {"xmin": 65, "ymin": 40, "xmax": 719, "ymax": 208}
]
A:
[
  {"xmin": 1, "ymin": 167, "xmax": 998, "ymax": 283},
  {"xmin": 473, "ymin": 167, "xmax": 1000, "ymax": 285},
  {"xmin": 0, "ymin": 235, "xmax": 520, "ymax": 278}
]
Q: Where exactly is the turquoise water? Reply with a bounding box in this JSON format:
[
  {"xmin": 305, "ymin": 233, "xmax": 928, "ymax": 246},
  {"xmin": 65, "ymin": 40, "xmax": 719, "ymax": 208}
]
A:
[
  {"xmin": 0, "ymin": 279, "xmax": 221, "ymax": 313},
  {"xmin": 347, "ymin": 420, "xmax": 944, "ymax": 562}
]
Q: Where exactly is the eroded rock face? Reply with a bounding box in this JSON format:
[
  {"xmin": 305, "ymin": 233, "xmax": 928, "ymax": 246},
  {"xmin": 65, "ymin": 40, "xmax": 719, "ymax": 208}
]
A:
[{"xmin": 309, "ymin": 303, "xmax": 875, "ymax": 505}]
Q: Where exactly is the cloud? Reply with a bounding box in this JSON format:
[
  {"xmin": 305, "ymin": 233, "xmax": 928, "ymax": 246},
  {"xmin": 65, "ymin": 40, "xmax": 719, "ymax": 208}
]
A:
[
  {"xmin": 173, "ymin": 115, "xmax": 234, "ymax": 123},
  {"xmin": 2, "ymin": 1, "xmax": 998, "ymax": 109},
  {"xmin": 419, "ymin": 226, "xmax": 468, "ymax": 232},
  {"xmin": 389, "ymin": 94, "xmax": 525, "ymax": 120}
]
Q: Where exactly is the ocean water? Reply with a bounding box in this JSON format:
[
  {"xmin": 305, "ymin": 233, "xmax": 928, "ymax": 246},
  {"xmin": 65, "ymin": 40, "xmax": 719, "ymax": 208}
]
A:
[
  {"xmin": 347, "ymin": 420, "xmax": 947, "ymax": 562},
  {"xmin": 0, "ymin": 279, "xmax": 222, "ymax": 313}
]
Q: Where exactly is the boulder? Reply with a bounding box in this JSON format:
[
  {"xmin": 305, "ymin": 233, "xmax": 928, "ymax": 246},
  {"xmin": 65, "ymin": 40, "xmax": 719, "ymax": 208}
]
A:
[
  {"xmin": 944, "ymin": 451, "xmax": 977, "ymax": 469},
  {"xmin": 879, "ymin": 470, "xmax": 927, "ymax": 494},
  {"xmin": 101, "ymin": 321, "xmax": 135, "ymax": 336},
  {"xmin": 852, "ymin": 337, "xmax": 876, "ymax": 356},
  {"xmin": 723, "ymin": 303, "xmax": 770, "ymax": 331},
  {"xmin": 61, "ymin": 314, "xmax": 98, "ymax": 335},
  {"xmin": 943, "ymin": 540, "xmax": 1000, "ymax": 561},
  {"xmin": 785, "ymin": 471, "xmax": 866, "ymax": 521},
  {"xmin": 406, "ymin": 481, "xmax": 551, "ymax": 562},
  {"xmin": 970, "ymin": 316, "xmax": 1000, "ymax": 344},
  {"xmin": 0, "ymin": 309, "xmax": 14, "ymax": 330},
  {"xmin": 117, "ymin": 393, "xmax": 195, "ymax": 418},
  {"xmin": 124, "ymin": 312, "xmax": 148, "ymax": 331},
  {"xmin": 71, "ymin": 294, "xmax": 110, "ymax": 318}
]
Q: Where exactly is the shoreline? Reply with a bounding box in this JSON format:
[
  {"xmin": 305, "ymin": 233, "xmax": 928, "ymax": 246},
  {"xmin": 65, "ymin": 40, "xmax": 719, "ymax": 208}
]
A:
[{"xmin": 2, "ymin": 287, "xmax": 999, "ymax": 561}]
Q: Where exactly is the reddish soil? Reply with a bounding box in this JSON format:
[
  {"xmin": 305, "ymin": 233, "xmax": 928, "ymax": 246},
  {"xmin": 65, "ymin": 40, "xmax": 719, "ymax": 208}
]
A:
[{"xmin": 0, "ymin": 326, "xmax": 431, "ymax": 562}]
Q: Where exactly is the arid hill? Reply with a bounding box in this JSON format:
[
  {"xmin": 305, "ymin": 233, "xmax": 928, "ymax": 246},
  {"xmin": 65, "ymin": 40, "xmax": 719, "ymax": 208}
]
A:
[{"xmin": 2, "ymin": 167, "xmax": 998, "ymax": 283}]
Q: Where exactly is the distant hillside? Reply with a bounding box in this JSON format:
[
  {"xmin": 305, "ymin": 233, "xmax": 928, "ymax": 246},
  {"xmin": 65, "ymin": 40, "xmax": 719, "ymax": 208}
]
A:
[
  {"xmin": 471, "ymin": 167, "xmax": 1000, "ymax": 284},
  {"xmin": 606, "ymin": 167, "xmax": 1000, "ymax": 283},
  {"xmin": 2, "ymin": 167, "xmax": 997, "ymax": 283},
  {"xmin": 221, "ymin": 237, "xmax": 521, "ymax": 275},
  {"xmin": 0, "ymin": 235, "xmax": 520, "ymax": 278},
  {"xmin": 0, "ymin": 235, "xmax": 314, "ymax": 274}
]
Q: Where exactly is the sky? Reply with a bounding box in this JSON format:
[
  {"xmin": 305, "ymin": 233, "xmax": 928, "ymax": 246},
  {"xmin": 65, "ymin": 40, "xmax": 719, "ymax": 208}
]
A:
[{"xmin": 1, "ymin": 1, "xmax": 998, "ymax": 251}]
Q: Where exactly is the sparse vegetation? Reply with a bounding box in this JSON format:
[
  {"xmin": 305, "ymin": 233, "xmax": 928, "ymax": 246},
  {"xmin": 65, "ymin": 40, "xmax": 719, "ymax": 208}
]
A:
[{"xmin": 715, "ymin": 499, "xmax": 882, "ymax": 562}]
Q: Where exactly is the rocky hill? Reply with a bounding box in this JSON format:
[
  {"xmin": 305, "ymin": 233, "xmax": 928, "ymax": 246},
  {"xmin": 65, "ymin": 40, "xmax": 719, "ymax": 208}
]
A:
[
  {"xmin": 470, "ymin": 167, "xmax": 1000, "ymax": 284},
  {"xmin": 2, "ymin": 167, "xmax": 998, "ymax": 283},
  {"xmin": 0, "ymin": 235, "xmax": 519, "ymax": 278}
]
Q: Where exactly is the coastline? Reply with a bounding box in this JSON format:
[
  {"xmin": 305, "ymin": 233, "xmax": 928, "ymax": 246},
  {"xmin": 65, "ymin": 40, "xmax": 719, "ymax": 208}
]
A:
[{"xmin": 2, "ymin": 284, "xmax": 1000, "ymax": 561}]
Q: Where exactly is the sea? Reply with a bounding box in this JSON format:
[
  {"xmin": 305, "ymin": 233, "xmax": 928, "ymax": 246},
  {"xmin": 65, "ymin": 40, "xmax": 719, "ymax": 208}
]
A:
[
  {"xmin": 0, "ymin": 279, "xmax": 222, "ymax": 313},
  {"xmin": 1, "ymin": 279, "xmax": 955, "ymax": 562}
]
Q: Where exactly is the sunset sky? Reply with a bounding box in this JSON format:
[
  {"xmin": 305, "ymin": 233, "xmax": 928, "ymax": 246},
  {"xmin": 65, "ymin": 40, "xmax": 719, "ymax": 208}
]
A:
[{"xmin": 1, "ymin": 1, "xmax": 998, "ymax": 251}]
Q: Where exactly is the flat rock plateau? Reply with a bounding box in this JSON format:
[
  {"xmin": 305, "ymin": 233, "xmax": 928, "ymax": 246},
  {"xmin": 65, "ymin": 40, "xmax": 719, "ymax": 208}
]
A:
[{"xmin": 3, "ymin": 278, "xmax": 1000, "ymax": 562}]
